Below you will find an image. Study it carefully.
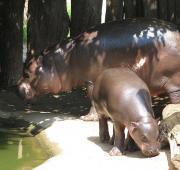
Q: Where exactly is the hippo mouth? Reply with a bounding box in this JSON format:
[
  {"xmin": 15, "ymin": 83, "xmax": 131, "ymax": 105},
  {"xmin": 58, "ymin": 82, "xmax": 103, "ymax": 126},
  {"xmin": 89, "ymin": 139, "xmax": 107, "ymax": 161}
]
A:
[
  {"xmin": 18, "ymin": 82, "xmax": 36, "ymax": 100},
  {"xmin": 141, "ymin": 143, "xmax": 160, "ymax": 157},
  {"xmin": 142, "ymin": 149, "xmax": 159, "ymax": 157}
]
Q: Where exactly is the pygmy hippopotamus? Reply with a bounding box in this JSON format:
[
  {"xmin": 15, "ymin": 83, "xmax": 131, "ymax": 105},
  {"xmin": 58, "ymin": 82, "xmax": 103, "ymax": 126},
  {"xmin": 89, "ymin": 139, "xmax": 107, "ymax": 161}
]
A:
[
  {"xmin": 18, "ymin": 18, "xmax": 180, "ymax": 120},
  {"xmin": 93, "ymin": 67, "xmax": 160, "ymax": 157}
]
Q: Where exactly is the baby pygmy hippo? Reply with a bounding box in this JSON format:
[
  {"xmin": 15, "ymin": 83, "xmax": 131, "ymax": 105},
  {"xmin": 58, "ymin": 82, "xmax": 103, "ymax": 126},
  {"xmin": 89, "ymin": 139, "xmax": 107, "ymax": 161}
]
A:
[{"xmin": 93, "ymin": 67, "xmax": 160, "ymax": 157}]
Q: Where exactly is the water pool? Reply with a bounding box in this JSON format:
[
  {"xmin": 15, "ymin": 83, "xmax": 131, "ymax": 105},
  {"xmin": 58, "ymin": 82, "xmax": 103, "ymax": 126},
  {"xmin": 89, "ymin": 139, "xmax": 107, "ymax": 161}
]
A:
[{"xmin": 0, "ymin": 131, "xmax": 48, "ymax": 170}]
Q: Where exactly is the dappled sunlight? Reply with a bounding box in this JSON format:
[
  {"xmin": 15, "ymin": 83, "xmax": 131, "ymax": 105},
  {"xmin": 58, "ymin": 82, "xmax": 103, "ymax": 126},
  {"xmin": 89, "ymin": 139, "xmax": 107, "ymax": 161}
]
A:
[{"xmin": 0, "ymin": 87, "xmax": 169, "ymax": 137}]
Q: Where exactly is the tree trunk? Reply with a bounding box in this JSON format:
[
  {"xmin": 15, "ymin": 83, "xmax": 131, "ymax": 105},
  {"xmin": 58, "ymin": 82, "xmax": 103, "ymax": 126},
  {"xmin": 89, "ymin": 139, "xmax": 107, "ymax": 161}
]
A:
[
  {"xmin": 27, "ymin": 0, "xmax": 69, "ymax": 60},
  {"xmin": 142, "ymin": 0, "xmax": 158, "ymax": 17},
  {"xmin": 0, "ymin": 0, "xmax": 24, "ymax": 87},
  {"xmin": 175, "ymin": 0, "xmax": 180, "ymax": 29},
  {"xmin": 157, "ymin": 0, "xmax": 168, "ymax": 20},
  {"xmin": 71, "ymin": 0, "xmax": 103, "ymax": 37},
  {"xmin": 0, "ymin": 1, "xmax": 4, "ymax": 77},
  {"xmin": 136, "ymin": 0, "xmax": 144, "ymax": 17},
  {"xmin": 167, "ymin": 0, "xmax": 176, "ymax": 22},
  {"xmin": 124, "ymin": 0, "xmax": 137, "ymax": 18},
  {"xmin": 106, "ymin": 0, "xmax": 123, "ymax": 22}
]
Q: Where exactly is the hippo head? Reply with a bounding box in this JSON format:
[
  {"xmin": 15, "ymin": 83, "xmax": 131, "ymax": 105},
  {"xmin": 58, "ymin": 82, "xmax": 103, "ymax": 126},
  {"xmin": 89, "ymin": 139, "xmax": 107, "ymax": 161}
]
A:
[
  {"xmin": 18, "ymin": 48, "xmax": 66, "ymax": 100},
  {"xmin": 128, "ymin": 118, "xmax": 160, "ymax": 157}
]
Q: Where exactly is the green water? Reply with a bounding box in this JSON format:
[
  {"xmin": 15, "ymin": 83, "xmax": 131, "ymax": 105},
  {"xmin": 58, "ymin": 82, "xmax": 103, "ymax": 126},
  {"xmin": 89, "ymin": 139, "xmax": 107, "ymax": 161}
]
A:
[{"xmin": 0, "ymin": 132, "xmax": 48, "ymax": 170}]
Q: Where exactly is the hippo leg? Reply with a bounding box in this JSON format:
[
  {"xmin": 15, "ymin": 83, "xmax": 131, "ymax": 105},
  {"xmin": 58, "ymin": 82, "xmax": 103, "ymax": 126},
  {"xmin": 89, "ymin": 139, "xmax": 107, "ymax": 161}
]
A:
[
  {"xmin": 165, "ymin": 74, "xmax": 180, "ymax": 104},
  {"xmin": 80, "ymin": 103, "xmax": 98, "ymax": 121},
  {"xmin": 80, "ymin": 84, "xmax": 98, "ymax": 121},
  {"xmin": 109, "ymin": 122, "xmax": 125, "ymax": 156},
  {"xmin": 125, "ymin": 133, "xmax": 139, "ymax": 152},
  {"xmin": 99, "ymin": 115, "xmax": 110, "ymax": 143}
]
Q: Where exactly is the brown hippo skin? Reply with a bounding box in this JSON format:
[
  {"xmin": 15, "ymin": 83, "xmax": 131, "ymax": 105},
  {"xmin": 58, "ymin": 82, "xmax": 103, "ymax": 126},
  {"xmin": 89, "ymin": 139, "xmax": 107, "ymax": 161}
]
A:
[
  {"xmin": 18, "ymin": 18, "xmax": 180, "ymax": 118},
  {"xmin": 93, "ymin": 67, "xmax": 160, "ymax": 157}
]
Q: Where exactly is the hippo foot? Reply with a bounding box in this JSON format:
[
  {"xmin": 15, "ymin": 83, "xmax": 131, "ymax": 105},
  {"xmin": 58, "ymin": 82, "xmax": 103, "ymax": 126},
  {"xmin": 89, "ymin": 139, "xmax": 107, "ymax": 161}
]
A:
[
  {"xmin": 80, "ymin": 112, "xmax": 98, "ymax": 121},
  {"xmin": 109, "ymin": 147, "xmax": 123, "ymax": 156}
]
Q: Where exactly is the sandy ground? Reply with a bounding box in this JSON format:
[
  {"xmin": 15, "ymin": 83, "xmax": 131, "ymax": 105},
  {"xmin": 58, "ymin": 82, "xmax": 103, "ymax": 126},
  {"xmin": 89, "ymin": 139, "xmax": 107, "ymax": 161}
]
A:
[{"xmin": 0, "ymin": 89, "xmax": 176, "ymax": 170}]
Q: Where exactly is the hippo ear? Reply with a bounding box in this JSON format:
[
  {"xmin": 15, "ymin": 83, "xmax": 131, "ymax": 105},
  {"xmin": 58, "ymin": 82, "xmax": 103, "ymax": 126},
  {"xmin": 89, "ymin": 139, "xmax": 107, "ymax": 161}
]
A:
[
  {"xmin": 129, "ymin": 122, "xmax": 139, "ymax": 133},
  {"xmin": 37, "ymin": 55, "xmax": 43, "ymax": 65}
]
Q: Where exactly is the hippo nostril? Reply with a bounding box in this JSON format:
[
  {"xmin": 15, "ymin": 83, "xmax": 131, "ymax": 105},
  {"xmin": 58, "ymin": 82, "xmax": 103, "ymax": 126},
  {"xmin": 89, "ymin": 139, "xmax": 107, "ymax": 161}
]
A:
[
  {"xmin": 149, "ymin": 150, "xmax": 153, "ymax": 155},
  {"xmin": 149, "ymin": 149, "xmax": 159, "ymax": 157}
]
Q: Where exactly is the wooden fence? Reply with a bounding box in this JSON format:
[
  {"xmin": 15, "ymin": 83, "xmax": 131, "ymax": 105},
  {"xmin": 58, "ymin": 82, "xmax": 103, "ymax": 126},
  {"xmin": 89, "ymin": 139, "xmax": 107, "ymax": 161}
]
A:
[
  {"xmin": 106, "ymin": 0, "xmax": 180, "ymax": 27},
  {"xmin": 0, "ymin": 0, "xmax": 180, "ymax": 87}
]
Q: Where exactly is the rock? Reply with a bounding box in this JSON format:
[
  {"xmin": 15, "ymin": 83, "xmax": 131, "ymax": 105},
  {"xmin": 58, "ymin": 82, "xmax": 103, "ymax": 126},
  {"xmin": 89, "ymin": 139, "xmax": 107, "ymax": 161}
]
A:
[
  {"xmin": 162, "ymin": 104, "xmax": 180, "ymax": 119},
  {"xmin": 160, "ymin": 104, "xmax": 180, "ymax": 170}
]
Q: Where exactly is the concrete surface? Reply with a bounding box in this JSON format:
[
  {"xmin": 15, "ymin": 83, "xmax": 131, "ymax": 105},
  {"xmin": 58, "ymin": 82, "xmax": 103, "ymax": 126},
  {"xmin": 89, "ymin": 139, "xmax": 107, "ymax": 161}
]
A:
[
  {"xmin": 0, "ymin": 90, "xmax": 176, "ymax": 170},
  {"xmin": 34, "ymin": 117, "xmax": 175, "ymax": 170}
]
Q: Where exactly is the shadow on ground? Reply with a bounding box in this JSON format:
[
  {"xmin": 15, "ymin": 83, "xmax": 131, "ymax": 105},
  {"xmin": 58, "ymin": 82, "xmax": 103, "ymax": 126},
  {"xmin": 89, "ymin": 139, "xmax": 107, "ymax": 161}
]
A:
[
  {"xmin": 87, "ymin": 135, "xmax": 176, "ymax": 169},
  {"xmin": 0, "ymin": 88, "xmax": 91, "ymax": 135},
  {"xmin": 0, "ymin": 88, "xmax": 170, "ymax": 135}
]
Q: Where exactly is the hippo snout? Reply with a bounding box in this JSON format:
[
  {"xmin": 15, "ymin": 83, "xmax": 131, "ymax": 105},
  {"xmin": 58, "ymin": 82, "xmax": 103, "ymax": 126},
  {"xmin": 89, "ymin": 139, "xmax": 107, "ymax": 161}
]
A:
[
  {"xmin": 18, "ymin": 82, "xmax": 36, "ymax": 100},
  {"xmin": 142, "ymin": 148, "xmax": 159, "ymax": 157},
  {"xmin": 141, "ymin": 143, "xmax": 160, "ymax": 157}
]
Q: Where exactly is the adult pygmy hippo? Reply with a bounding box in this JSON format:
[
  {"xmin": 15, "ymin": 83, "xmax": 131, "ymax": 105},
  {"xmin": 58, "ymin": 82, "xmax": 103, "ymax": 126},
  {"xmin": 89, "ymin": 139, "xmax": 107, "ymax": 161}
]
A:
[
  {"xmin": 18, "ymin": 18, "xmax": 180, "ymax": 119},
  {"xmin": 93, "ymin": 67, "xmax": 160, "ymax": 157}
]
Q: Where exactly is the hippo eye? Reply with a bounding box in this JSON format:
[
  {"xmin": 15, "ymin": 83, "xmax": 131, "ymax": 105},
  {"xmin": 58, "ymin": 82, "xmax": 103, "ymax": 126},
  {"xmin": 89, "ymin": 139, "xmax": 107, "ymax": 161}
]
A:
[
  {"xmin": 26, "ymin": 61, "xmax": 32, "ymax": 68},
  {"xmin": 36, "ymin": 66, "xmax": 44, "ymax": 74}
]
